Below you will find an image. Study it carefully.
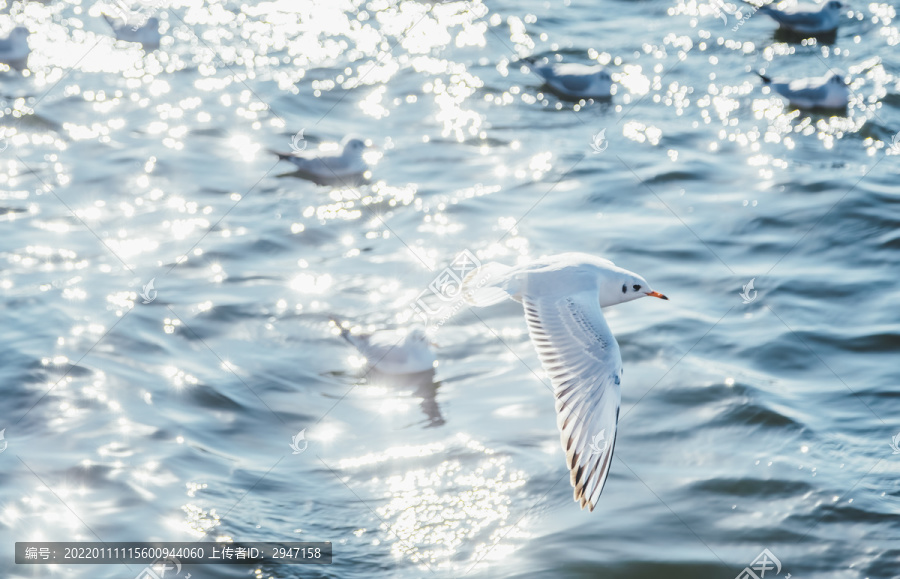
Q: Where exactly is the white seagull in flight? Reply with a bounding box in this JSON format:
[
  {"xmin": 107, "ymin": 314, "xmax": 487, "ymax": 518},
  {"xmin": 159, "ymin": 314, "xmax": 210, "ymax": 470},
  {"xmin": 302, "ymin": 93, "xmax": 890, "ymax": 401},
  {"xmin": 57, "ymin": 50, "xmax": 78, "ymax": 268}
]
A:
[{"xmin": 464, "ymin": 253, "xmax": 668, "ymax": 511}]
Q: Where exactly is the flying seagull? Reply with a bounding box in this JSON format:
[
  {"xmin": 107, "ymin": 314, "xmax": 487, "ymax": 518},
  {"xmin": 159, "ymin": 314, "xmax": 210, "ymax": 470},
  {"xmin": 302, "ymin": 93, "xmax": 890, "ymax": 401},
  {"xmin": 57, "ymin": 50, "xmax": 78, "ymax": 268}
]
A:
[{"xmin": 464, "ymin": 253, "xmax": 668, "ymax": 510}]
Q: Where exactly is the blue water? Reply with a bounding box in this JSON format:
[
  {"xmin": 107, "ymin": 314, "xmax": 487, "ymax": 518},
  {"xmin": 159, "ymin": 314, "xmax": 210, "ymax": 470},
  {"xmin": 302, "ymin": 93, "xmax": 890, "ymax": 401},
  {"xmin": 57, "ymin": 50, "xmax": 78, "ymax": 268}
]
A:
[{"xmin": 1, "ymin": 0, "xmax": 899, "ymax": 578}]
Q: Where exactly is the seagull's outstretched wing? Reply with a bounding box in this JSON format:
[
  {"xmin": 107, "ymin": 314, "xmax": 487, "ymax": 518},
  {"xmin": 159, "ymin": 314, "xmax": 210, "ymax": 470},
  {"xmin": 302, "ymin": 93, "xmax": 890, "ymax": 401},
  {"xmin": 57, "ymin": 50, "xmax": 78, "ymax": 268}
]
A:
[{"xmin": 521, "ymin": 290, "xmax": 623, "ymax": 511}]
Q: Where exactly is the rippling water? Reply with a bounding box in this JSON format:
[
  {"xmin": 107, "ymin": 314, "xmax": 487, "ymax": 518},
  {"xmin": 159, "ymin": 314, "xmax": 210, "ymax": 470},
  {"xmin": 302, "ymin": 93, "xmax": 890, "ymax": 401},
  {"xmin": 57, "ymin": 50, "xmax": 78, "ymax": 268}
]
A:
[{"xmin": 1, "ymin": 0, "xmax": 899, "ymax": 578}]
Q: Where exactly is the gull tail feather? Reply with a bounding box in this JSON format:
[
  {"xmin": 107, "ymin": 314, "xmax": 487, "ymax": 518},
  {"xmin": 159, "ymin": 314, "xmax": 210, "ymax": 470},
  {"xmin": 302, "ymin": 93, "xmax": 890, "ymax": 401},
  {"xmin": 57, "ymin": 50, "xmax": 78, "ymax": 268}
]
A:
[{"xmin": 463, "ymin": 262, "xmax": 515, "ymax": 307}]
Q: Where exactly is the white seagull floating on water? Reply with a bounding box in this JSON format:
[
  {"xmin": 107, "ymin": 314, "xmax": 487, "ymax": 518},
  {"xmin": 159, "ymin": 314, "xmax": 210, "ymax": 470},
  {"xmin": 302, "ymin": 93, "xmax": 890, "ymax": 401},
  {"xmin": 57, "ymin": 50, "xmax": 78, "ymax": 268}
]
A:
[
  {"xmin": 464, "ymin": 253, "xmax": 668, "ymax": 511},
  {"xmin": 103, "ymin": 13, "xmax": 161, "ymax": 47},
  {"xmin": 523, "ymin": 57, "xmax": 614, "ymax": 100},
  {"xmin": 331, "ymin": 318, "xmax": 436, "ymax": 375},
  {"xmin": 0, "ymin": 27, "xmax": 30, "ymax": 68},
  {"xmin": 271, "ymin": 136, "xmax": 369, "ymax": 186},
  {"xmin": 755, "ymin": 0, "xmax": 844, "ymax": 35},
  {"xmin": 758, "ymin": 70, "xmax": 849, "ymax": 110}
]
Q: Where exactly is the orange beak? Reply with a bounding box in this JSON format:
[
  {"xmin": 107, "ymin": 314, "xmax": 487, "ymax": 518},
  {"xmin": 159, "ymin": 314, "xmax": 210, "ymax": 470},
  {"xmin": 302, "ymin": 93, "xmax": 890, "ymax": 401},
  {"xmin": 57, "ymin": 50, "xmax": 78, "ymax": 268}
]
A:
[{"xmin": 646, "ymin": 291, "xmax": 668, "ymax": 300}]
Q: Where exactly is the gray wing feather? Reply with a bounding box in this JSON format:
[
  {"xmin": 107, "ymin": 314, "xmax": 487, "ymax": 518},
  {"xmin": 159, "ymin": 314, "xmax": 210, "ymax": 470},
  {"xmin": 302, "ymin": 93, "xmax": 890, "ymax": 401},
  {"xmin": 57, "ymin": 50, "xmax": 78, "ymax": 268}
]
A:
[{"xmin": 522, "ymin": 291, "xmax": 622, "ymax": 511}]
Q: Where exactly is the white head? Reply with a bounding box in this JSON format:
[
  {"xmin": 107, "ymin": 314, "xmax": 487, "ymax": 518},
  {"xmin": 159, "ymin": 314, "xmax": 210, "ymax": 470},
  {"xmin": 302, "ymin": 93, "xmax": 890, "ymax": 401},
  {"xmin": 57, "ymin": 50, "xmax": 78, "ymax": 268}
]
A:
[
  {"xmin": 341, "ymin": 137, "xmax": 367, "ymax": 158},
  {"xmin": 597, "ymin": 268, "xmax": 668, "ymax": 308}
]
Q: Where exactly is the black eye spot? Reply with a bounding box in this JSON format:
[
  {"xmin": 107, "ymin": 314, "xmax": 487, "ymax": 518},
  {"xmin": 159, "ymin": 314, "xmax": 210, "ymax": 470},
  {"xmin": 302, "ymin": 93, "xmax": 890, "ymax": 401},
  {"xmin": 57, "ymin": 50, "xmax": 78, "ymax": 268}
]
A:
[
  {"xmin": 621, "ymin": 284, "xmax": 627, "ymax": 294},
  {"xmin": 633, "ymin": 284, "xmax": 641, "ymax": 291}
]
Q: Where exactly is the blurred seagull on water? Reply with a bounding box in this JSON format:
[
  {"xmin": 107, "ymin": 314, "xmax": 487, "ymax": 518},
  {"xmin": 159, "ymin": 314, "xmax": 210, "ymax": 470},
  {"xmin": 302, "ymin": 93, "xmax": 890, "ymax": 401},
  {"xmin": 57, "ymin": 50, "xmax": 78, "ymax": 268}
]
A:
[
  {"xmin": 754, "ymin": 0, "xmax": 844, "ymax": 35},
  {"xmin": 103, "ymin": 13, "xmax": 161, "ymax": 47},
  {"xmin": 331, "ymin": 318, "xmax": 436, "ymax": 375},
  {"xmin": 271, "ymin": 136, "xmax": 370, "ymax": 186},
  {"xmin": 522, "ymin": 57, "xmax": 613, "ymax": 100},
  {"xmin": 758, "ymin": 70, "xmax": 849, "ymax": 110}
]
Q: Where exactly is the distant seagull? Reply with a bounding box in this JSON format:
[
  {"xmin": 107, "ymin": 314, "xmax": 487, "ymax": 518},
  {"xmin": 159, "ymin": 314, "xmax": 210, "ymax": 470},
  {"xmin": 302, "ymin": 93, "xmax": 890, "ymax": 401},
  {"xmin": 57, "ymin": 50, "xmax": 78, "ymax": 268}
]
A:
[
  {"xmin": 754, "ymin": 0, "xmax": 844, "ymax": 35},
  {"xmin": 523, "ymin": 57, "xmax": 613, "ymax": 100},
  {"xmin": 331, "ymin": 318, "xmax": 436, "ymax": 375},
  {"xmin": 758, "ymin": 71, "xmax": 849, "ymax": 110},
  {"xmin": 0, "ymin": 27, "xmax": 30, "ymax": 68},
  {"xmin": 464, "ymin": 253, "xmax": 668, "ymax": 511},
  {"xmin": 271, "ymin": 136, "xmax": 369, "ymax": 186},
  {"xmin": 103, "ymin": 14, "xmax": 161, "ymax": 47}
]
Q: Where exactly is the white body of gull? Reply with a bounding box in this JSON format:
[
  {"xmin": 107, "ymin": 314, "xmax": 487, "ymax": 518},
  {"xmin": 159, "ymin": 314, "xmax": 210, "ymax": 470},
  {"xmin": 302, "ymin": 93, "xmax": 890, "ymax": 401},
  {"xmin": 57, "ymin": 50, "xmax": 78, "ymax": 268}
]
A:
[
  {"xmin": 756, "ymin": 0, "xmax": 844, "ymax": 34},
  {"xmin": 332, "ymin": 319, "xmax": 436, "ymax": 375},
  {"xmin": 271, "ymin": 137, "xmax": 368, "ymax": 186},
  {"xmin": 464, "ymin": 253, "xmax": 667, "ymax": 511},
  {"xmin": 103, "ymin": 14, "xmax": 161, "ymax": 47},
  {"xmin": 758, "ymin": 71, "xmax": 849, "ymax": 110},
  {"xmin": 524, "ymin": 58, "xmax": 613, "ymax": 99},
  {"xmin": 0, "ymin": 27, "xmax": 30, "ymax": 67}
]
